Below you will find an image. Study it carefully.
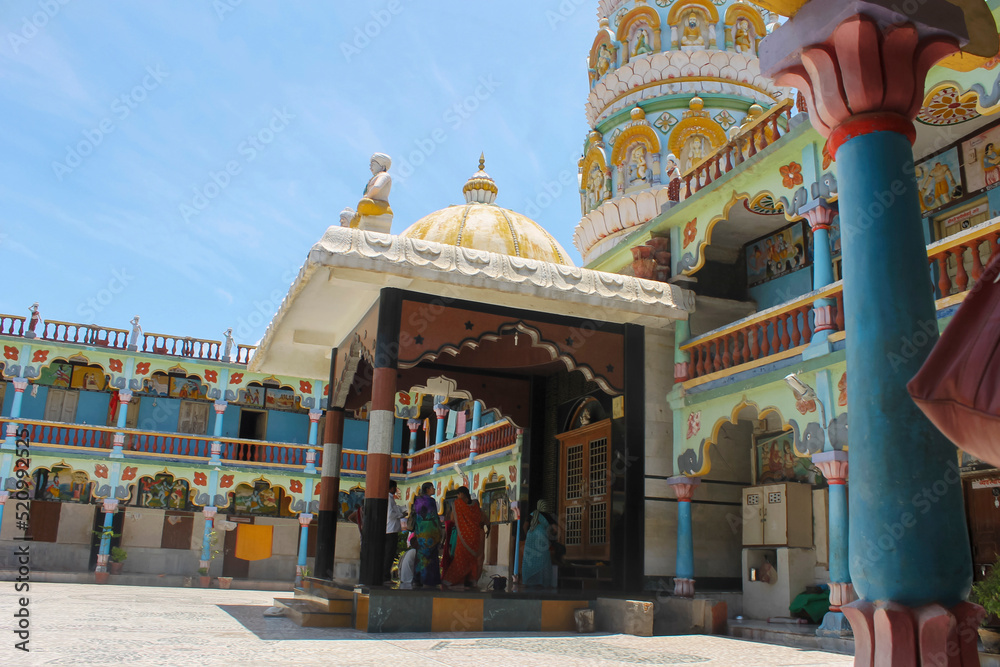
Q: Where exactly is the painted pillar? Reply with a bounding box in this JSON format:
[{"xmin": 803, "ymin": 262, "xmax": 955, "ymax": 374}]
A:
[
  {"xmin": 96, "ymin": 496, "xmax": 119, "ymax": 578},
  {"xmin": 210, "ymin": 401, "xmax": 227, "ymax": 462},
  {"xmin": 111, "ymin": 389, "xmax": 132, "ymax": 459},
  {"xmin": 307, "ymin": 409, "xmax": 321, "ymax": 447},
  {"xmin": 800, "ymin": 201, "xmax": 838, "ymax": 347},
  {"xmin": 471, "ymin": 400, "xmax": 482, "ymax": 431},
  {"xmin": 433, "ymin": 403, "xmax": 448, "ymax": 445},
  {"xmin": 406, "ymin": 419, "xmax": 420, "ymax": 455},
  {"xmin": 200, "ymin": 506, "xmax": 217, "ymax": 565},
  {"xmin": 763, "ymin": 8, "xmax": 982, "ymax": 662},
  {"xmin": 296, "ymin": 511, "xmax": 314, "ymax": 584},
  {"xmin": 672, "ymin": 320, "xmax": 691, "ymax": 382},
  {"xmin": 814, "ymin": 450, "xmax": 853, "ymax": 636},
  {"xmin": 360, "ymin": 289, "xmax": 401, "ymax": 587},
  {"xmin": 668, "ymin": 475, "xmax": 700, "ymax": 597},
  {"xmin": 315, "ymin": 405, "xmax": 344, "ymax": 580}
]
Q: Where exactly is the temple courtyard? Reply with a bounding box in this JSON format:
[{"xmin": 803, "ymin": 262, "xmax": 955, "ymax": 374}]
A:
[{"xmin": 1, "ymin": 583, "xmax": 852, "ymax": 666}]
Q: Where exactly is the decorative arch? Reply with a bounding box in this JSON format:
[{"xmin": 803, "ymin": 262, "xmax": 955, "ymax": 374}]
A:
[
  {"xmin": 31, "ymin": 463, "xmax": 94, "ymax": 503},
  {"xmin": 610, "ymin": 124, "xmax": 660, "ymax": 166},
  {"xmin": 564, "ymin": 396, "xmax": 609, "ymax": 432},
  {"xmin": 667, "ymin": 0, "xmax": 719, "ymax": 25},
  {"xmin": 724, "ymin": 3, "xmax": 767, "ymax": 36},
  {"xmin": 669, "ymin": 117, "xmax": 727, "ymax": 174},
  {"xmin": 616, "ymin": 6, "xmax": 661, "ymax": 63},
  {"xmin": 581, "ymin": 143, "xmax": 611, "ymax": 213},
  {"xmin": 676, "ymin": 398, "xmax": 793, "ymax": 477},
  {"xmin": 683, "ymin": 189, "xmax": 782, "ymax": 276},
  {"xmin": 135, "ymin": 471, "xmax": 194, "ymax": 509},
  {"xmin": 589, "ymin": 29, "xmax": 618, "ymax": 85}
]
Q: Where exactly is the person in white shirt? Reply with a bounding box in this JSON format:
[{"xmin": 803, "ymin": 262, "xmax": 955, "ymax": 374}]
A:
[{"xmin": 384, "ymin": 480, "xmax": 405, "ymax": 584}]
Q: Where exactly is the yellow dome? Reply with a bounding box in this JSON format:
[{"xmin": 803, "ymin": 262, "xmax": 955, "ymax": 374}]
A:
[{"xmin": 399, "ymin": 156, "xmax": 575, "ymax": 266}]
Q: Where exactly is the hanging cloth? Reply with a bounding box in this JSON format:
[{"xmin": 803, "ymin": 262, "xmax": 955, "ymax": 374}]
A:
[
  {"xmin": 908, "ymin": 251, "xmax": 1000, "ymax": 464},
  {"xmin": 234, "ymin": 524, "xmax": 273, "ymax": 561}
]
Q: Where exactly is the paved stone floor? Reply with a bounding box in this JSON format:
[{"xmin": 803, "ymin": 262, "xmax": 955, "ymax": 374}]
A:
[{"xmin": 1, "ymin": 583, "xmax": 853, "ymax": 666}]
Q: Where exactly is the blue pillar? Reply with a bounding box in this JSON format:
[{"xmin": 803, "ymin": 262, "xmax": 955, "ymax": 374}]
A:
[
  {"xmin": 200, "ymin": 469, "xmax": 221, "ymax": 572},
  {"xmin": 471, "ymin": 401, "xmax": 483, "ymax": 431},
  {"xmin": 296, "ymin": 476, "xmax": 316, "ymax": 585},
  {"xmin": 1, "ymin": 378, "xmax": 30, "ymax": 530},
  {"xmin": 111, "ymin": 387, "xmax": 132, "ymax": 459},
  {"xmin": 839, "ymin": 129, "xmax": 970, "ymax": 606},
  {"xmin": 814, "ymin": 450, "xmax": 851, "ymax": 636},
  {"xmin": 668, "ymin": 476, "xmax": 699, "ymax": 597},
  {"xmin": 406, "ymin": 419, "xmax": 420, "ymax": 455},
  {"xmin": 308, "ymin": 409, "xmax": 321, "ymax": 447},
  {"xmin": 211, "ymin": 401, "xmax": 227, "ymax": 462},
  {"xmin": 801, "ymin": 201, "xmax": 838, "ymax": 356},
  {"xmin": 434, "ymin": 404, "xmax": 447, "ymax": 445},
  {"xmin": 96, "ymin": 463, "xmax": 122, "ymax": 578}
]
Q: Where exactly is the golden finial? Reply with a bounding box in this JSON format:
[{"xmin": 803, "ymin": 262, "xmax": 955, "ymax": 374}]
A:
[{"xmin": 479, "ymin": 152, "xmax": 485, "ymax": 171}]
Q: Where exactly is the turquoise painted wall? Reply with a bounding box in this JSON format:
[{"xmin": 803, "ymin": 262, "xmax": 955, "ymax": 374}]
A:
[
  {"xmin": 265, "ymin": 409, "xmax": 308, "ymax": 444},
  {"xmin": 76, "ymin": 391, "xmax": 110, "ymax": 425},
  {"xmin": 343, "ymin": 418, "xmax": 368, "ymax": 451},
  {"xmin": 3, "ymin": 382, "xmax": 48, "ymax": 420},
  {"xmin": 747, "ymin": 267, "xmax": 813, "ymax": 311}
]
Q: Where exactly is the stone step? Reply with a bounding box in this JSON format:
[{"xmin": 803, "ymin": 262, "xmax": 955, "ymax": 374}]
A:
[
  {"xmin": 300, "ymin": 577, "xmax": 355, "ymax": 601},
  {"xmin": 292, "ymin": 588, "xmax": 354, "ymax": 614},
  {"xmin": 272, "ymin": 598, "xmax": 353, "ymax": 628},
  {"xmin": 727, "ymin": 619, "xmax": 854, "ymax": 655}
]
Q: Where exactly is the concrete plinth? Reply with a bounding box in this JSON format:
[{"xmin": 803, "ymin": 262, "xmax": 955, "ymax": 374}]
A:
[{"xmin": 595, "ymin": 598, "xmax": 654, "ymax": 636}]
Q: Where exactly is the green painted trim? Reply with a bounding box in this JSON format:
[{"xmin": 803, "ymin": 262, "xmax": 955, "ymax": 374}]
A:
[
  {"xmin": 583, "ymin": 119, "xmax": 819, "ymax": 274},
  {"xmin": 683, "ymin": 346, "xmax": 846, "ymax": 408},
  {"xmin": 594, "ymin": 94, "xmax": 772, "ymax": 136}
]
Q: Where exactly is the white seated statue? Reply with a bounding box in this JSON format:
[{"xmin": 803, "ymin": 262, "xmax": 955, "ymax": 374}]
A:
[
  {"xmin": 351, "ymin": 153, "xmax": 393, "ymax": 233},
  {"xmin": 339, "ymin": 207, "xmax": 355, "ymax": 227}
]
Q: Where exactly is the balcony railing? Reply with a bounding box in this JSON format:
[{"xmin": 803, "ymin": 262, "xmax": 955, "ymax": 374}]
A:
[
  {"xmin": 0, "ymin": 315, "xmax": 25, "ymax": 337},
  {"xmin": 0, "ymin": 316, "xmax": 258, "ymax": 365},
  {"xmin": 678, "ymin": 98, "xmax": 795, "ymax": 200},
  {"xmin": 682, "ymin": 282, "xmax": 844, "ymax": 381},
  {"xmin": 7, "ymin": 418, "xmax": 319, "ymax": 469},
  {"xmin": 406, "ymin": 419, "xmax": 520, "ymax": 474},
  {"xmin": 41, "ymin": 320, "xmax": 130, "ymax": 349},
  {"xmin": 681, "ymin": 217, "xmax": 1000, "ymax": 383}
]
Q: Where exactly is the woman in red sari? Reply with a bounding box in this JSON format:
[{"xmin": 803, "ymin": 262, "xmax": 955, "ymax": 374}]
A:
[{"xmin": 441, "ymin": 486, "xmax": 488, "ymax": 589}]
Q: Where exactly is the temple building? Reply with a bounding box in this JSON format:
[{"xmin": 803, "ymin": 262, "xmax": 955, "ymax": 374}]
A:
[{"xmin": 4, "ymin": 0, "xmax": 1000, "ymax": 654}]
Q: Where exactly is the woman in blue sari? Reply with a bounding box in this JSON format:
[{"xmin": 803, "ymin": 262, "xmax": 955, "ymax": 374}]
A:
[
  {"xmin": 410, "ymin": 482, "xmax": 442, "ymax": 586},
  {"xmin": 521, "ymin": 499, "xmax": 556, "ymax": 588}
]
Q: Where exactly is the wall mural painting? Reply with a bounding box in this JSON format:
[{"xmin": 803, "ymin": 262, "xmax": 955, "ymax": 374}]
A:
[
  {"xmin": 169, "ymin": 376, "xmax": 208, "ymax": 400},
  {"xmin": 231, "ymin": 480, "xmax": 286, "ymax": 516},
  {"xmin": 241, "ymin": 385, "xmax": 265, "ymax": 407},
  {"xmin": 265, "ymin": 387, "xmax": 299, "ymax": 411},
  {"xmin": 916, "ymin": 147, "xmax": 964, "ymax": 213},
  {"xmin": 140, "ymin": 372, "xmax": 170, "ymax": 396},
  {"xmin": 137, "ymin": 474, "xmax": 192, "ymax": 510},
  {"xmin": 338, "ymin": 485, "xmax": 365, "ymax": 522},
  {"xmin": 753, "ymin": 432, "xmax": 816, "ymax": 485},
  {"xmin": 746, "ymin": 222, "xmax": 808, "ymax": 287},
  {"xmin": 33, "ymin": 466, "xmax": 92, "ymax": 503},
  {"xmin": 962, "ymin": 123, "xmax": 1000, "ymax": 194},
  {"xmin": 37, "ymin": 362, "xmax": 73, "ymax": 388},
  {"xmin": 481, "ymin": 480, "xmax": 512, "ymax": 524},
  {"xmin": 70, "ymin": 365, "xmax": 107, "ymax": 391}
]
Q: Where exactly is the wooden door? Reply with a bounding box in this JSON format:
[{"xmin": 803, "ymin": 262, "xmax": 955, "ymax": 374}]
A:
[
  {"xmin": 222, "ymin": 516, "xmax": 252, "ymax": 578},
  {"xmin": 557, "ymin": 419, "xmax": 612, "ymax": 561},
  {"xmin": 966, "ymin": 480, "xmax": 1000, "ymax": 580}
]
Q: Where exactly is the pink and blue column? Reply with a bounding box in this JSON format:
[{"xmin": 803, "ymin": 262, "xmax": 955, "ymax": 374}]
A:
[
  {"xmin": 668, "ymin": 475, "xmax": 700, "ymax": 597},
  {"xmin": 763, "ymin": 4, "xmax": 985, "ymax": 662}
]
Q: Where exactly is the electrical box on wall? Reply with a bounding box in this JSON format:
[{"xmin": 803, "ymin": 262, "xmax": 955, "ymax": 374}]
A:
[{"xmin": 742, "ymin": 482, "xmax": 813, "ymax": 548}]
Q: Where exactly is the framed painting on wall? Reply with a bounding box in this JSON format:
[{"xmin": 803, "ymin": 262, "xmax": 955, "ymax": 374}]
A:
[
  {"xmin": 916, "ymin": 146, "xmax": 965, "ymax": 213},
  {"xmin": 169, "ymin": 376, "xmax": 207, "ymax": 400},
  {"xmin": 745, "ymin": 222, "xmax": 809, "ymax": 287},
  {"xmin": 38, "ymin": 362, "xmax": 73, "ymax": 388},
  {"xmin": 265, "ymin": 387, "xmax": 298, "ymax": 410},
  {"xmin": 752, "ymin": 431, "xmax": 815, "ymax": 485},
  {"xmin": 240, "ymin": 385, "xmax": 265, "ymax": 407},
  {"xmin": 962, "ymin": 122, "xmax": 1000, "ymax": 194},
  {"xmin": 140, "ymin": 372, "xmax": 170, "ymax": 396},
  {"xmin": 70, "ymin": 365, "xmax": 107, "ymax": 391}
]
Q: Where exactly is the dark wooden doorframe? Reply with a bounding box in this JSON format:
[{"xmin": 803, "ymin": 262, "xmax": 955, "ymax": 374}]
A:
[{"xmin": 222, "ymin": 515, "xmax": 253, "ymax": 578}]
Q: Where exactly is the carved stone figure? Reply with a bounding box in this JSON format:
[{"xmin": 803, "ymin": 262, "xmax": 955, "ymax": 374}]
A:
[
  {"xmin": 632, "ymin": 27, "xmax": 653, "ymax": 57},
  {"xmin": 664, "ymin": 153, "xmax": 680, "ymax": 181},
  {"xmin": 628, "ymin": 145, "xmax": 649, "ymax": 186},
  {"xmin": 26, "ymin": 302, "xmax": 40, "ymax": 338},
  {"xmin": 352, "ymin": 153, "xmax": 394, "ymax": 233},
  {"xmin": 339, "ymin": 207, "xmax": 356, "ymax": 227},
  {"xmin": 587, "ymin": 163, "xmax": 607, "ymax": 210},
  {"xmin": 596, "ymin": 43, "xmax": 614, "ymax": 77},
  {"xmin": 734, "ymin": 18, "xmax": 753, "ymax": 54},
  {"xmin": 681, "ymin": 13, "xmax": 705, "ymax": 47},
  {"xmin": 223, "ymin": 328, "xmax": 235, "ymax": 360},
  {"xmin": 128, "ymin": 316, "xmax": 142, "ymax": 351},
  {"xmin": 812, "ymin": 172, "xmax": 838, "ymax": 201}
]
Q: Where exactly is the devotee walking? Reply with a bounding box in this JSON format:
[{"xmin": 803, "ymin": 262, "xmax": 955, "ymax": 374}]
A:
[
  {"xmin": 384, "ymin": 480, "xmax": 405, "ymax": 584},
  {"xmin": 410, "ymin": 482, "xmax": 442, "ymax": 587},
  {"xmin": 520, "ymin": 499, "xmax": 556, "ymax": 588},
  {"xmin": 442, "ymin": 486, "xmax": 488, "ymax": 590}
]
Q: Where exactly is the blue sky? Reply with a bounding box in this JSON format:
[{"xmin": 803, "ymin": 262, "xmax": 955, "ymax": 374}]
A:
[{"xmin": 0, "ymin": 1, "xmax": 593, "ymax": 345}]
